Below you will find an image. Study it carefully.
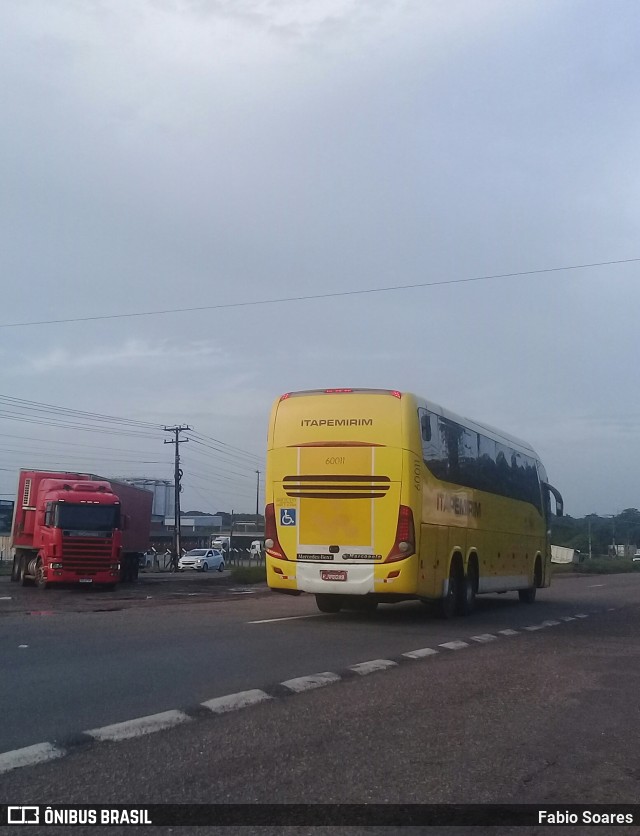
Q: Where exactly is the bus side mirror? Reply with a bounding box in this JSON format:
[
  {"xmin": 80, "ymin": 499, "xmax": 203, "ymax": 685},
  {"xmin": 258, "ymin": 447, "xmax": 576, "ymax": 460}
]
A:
[{"xmin": 543, "ymin": 483, "xmax": 564, "ymax": 517}]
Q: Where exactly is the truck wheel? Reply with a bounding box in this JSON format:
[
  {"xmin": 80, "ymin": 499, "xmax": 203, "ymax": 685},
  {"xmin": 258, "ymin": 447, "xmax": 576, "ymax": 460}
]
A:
[
  {"xmin": 19, "ymin": 556, "xmax": 35, "ymax": 587},
  {"xmin": 35, "ymin": 559, "xmax": 49, "ymax": 590},
  {"xmin": 10, "ymin": 556, "xmax": 20, "ymax": 582}
]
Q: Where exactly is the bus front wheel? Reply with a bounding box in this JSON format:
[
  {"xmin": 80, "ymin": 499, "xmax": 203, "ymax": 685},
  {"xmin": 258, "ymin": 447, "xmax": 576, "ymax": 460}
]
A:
[
  {"xmin": 519, "ymin": 558, "xmax": 541, "ymax": 603},
  {"xmin": 315, "ymin": 594, "xmax": 342, "ymax": 614}
]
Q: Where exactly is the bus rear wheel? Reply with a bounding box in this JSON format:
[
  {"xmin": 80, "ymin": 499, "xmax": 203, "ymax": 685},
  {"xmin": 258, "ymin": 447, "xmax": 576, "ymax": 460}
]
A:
[
  {"xmin": 460, "ymin": 559, "xmax": 478, "ymax": 615},
  {"xmin": 315, "ymin": 594, "xmax": 342, "ymax": 614},
  {"xmin": 439, "ymin": 560, "xmax": 461, "ymax": 619}
]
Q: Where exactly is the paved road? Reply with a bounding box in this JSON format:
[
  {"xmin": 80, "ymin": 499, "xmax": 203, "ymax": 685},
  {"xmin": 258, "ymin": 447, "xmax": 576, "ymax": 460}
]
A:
[
  {"xmin": 0, "ymin": 574, "xmax": 632, "ymax": 750},
  {"xmin": 2, "ymin": 574, "xmax": 640, "ymax": 834}
]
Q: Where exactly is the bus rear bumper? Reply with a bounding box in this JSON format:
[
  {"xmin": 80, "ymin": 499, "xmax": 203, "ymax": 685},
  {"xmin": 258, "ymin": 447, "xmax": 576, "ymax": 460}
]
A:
[
  {"xmin": 296, "ymin": 562, "xmax": 375, "ymax": 595},
  {"xmin": 267, "ymin": 556, "xmax": 417, "ymax": 596}
]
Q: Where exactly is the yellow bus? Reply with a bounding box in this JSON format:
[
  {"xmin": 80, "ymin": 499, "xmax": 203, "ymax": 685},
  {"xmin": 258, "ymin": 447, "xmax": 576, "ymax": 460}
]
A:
[{"xmin": 265, "ymin": 388, "xmax": 563, "ymax": 617}]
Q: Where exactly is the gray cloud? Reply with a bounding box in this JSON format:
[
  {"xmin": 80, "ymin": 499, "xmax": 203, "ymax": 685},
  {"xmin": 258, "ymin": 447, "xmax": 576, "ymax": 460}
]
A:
[{"xmin": 1, "ymin": 0, "xmax": 640, "ymax": 514}]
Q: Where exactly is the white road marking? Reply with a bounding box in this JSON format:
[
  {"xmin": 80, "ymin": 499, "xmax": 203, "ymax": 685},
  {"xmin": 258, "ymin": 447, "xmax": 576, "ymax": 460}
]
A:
[
  {"xmin": 0, "ymin": 596, "xmax": 12, "ymax": 600},
  {"xmin": 249, "ymin": 614, "xmax": 322, "ymax": 624},
  {"xmin": 350, "ymin": 659, "xmax": 398, "ymax": 676},
  {"xmin": 0, "ymin": 742, "xmax": 65, "ymax": 775},
  {"xmin": 201, "ymin": 690, "xmax": 271, "ymax": 714},
  {"xmin": 498, "ymin": 629, "xmax": 519, "ymax": 636},
  {"xmin": 85, "ymin": 710, "xmax": 191, "ymax": 742},
  {"xmin": 403, "ymin": 647, "xmax": 439, "ymax": 659},
  {"xmin": 560, "ymin": 616, "xmax": 576, "ymax": 621},
  {"xmin": 18, "ymin": 645, "xmax": 28, "ymax": 648},
  {"xmin": 471, "ymin": 634, "xmax": 497, "ymax": 643},
  {"xmin": 439, "ymin": 640, "xmax": 469, "ymax": 650},
  {"xmin": 523, "ymin": 624, "xmax": 545, "ymax": 631},
  {"xmin": 281, "ymin": 672, "xmax": 341, "ymax": 692},
  {"xmin": 574, "ymin": 613, "xmax": 589, "ymax": 618},
  {"xmin": 588, "ymin": 584, "xmax": 605, "ymax": 588},
  {"xmin": 541, "ymin": 620, "xmax": 561, "ymax": 627}
]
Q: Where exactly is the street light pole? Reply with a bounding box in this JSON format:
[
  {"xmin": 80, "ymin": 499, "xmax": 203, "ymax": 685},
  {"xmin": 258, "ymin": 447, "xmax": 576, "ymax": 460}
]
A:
[{"xmin": 164, "ymin": 425, "xmax": 190, "ymax": 571}]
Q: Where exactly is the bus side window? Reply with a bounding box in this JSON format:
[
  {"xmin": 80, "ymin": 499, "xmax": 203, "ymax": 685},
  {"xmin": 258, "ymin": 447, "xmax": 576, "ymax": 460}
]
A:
[
  {"xmin": 418, "ymin": 409, "xmax": 442, "ymax": 466},
  {"xmin": 420, "ymin": 410, "xmax": 431, "ymax": 442},
  {"xmin": 478, "ymin": 435, "xmax": 496, "ymax": 492}
]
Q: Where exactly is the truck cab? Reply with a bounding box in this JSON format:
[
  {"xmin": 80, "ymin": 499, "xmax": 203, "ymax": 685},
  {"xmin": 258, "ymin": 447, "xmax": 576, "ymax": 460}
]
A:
[{"xmin": 10, "ymin": 470, "xmax": 152, "ymax": 589}]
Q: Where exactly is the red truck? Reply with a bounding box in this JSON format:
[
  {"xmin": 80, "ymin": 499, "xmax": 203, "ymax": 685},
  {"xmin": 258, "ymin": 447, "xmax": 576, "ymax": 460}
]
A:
[{"xmin": 9, "ymin": 470, "xmax": 153, "ymax": 590}]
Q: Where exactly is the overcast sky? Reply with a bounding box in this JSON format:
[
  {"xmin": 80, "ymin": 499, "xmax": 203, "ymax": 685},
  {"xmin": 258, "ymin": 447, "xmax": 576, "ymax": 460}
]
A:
[{"xmin": 1, "ymin": 0, "xmax": 639, "ymax": 518}]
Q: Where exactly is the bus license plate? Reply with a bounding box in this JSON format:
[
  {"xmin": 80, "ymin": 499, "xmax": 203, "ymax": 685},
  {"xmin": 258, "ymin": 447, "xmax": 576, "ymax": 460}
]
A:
[{"xmin": 321, "ymin": 570, "xmax": 347, "ymax": 582}]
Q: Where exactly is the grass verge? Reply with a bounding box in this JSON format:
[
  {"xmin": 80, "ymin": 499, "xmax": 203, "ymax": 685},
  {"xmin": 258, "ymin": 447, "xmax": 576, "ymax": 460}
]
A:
[
  {"xmin": 230, "ymin": 565, "xmax": 266, "ymax": 584},
  {"xmin": 552, "ymin": 558, "xmax": 640, "ymax": 575}
]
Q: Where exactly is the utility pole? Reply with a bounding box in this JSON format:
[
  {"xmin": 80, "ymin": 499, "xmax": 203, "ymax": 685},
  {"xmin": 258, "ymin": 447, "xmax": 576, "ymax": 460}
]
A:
[
  {"xmin": 164, "ymin": 425, "xmax": 190, "ymax": 572},
  {"xmin": 255, "ymin": 469, "xmax": 260, "ymax": 520}
]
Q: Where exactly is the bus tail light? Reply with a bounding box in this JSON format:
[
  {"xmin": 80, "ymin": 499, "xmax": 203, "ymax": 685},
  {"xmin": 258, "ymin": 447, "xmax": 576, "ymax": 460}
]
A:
[
  {"xmin": 265, "ymin": 503, "xmax": 287, "ymax": 560},
  {"xmin": 385, "ymin": 505, "xmax": 415, "ymax": 562}
]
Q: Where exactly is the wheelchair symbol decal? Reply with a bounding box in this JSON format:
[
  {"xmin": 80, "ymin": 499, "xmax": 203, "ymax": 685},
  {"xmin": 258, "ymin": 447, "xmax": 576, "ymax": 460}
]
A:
[{"xmin": 280, "ymin": 508, "xmax": 296, "ymax": 526}]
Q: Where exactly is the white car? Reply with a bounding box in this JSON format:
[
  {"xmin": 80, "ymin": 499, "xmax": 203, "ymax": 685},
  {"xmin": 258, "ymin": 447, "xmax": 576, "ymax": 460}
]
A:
[{"xmin": 178, "ymin": 548, "xmax": 225, "ymax": 573}]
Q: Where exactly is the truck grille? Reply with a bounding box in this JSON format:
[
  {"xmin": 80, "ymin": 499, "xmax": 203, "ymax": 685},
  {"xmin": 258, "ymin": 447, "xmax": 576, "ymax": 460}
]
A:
[
  {"xmin": 283, "ymin": 475, "xmax": 391, "ymax": 500},
  {"xmin": 61, "ymin": 536, "xmax": 114, "ymax": 574}
]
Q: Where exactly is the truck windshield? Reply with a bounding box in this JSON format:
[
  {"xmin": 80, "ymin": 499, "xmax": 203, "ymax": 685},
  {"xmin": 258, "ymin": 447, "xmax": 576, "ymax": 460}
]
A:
[{"xmin": 56, "ymin": 503, "xmax": 119, "ymax": 531}]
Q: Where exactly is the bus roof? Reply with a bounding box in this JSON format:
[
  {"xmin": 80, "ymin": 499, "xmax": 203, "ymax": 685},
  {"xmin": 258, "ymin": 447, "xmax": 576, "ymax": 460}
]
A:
[{"xmin": 276, "ymin": 389, "xmax": 540, "ymax": 461}]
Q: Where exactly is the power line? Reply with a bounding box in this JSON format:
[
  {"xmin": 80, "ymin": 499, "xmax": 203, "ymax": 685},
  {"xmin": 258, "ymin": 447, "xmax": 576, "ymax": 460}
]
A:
[
  {"xmin": 0, "ymin": 431, "xmax": 163, "ymax": 456},
  {"xmin": 187, "ymin": 431, "xmax": 263, "ymax": 464},
  {"xmin": 1, "ymin": 257, "xmax": 638, "ymax": 329},
  {"xmin": 0, "ymin": 411, "xmax": 161, "ymax": 439},
  {"xmin": 184, "ymin": 438, "xmax": 264, "ymax": 471},
  {"xmin": 0, "ymin": 395, "xmax": 162, "ymax": 429}
]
